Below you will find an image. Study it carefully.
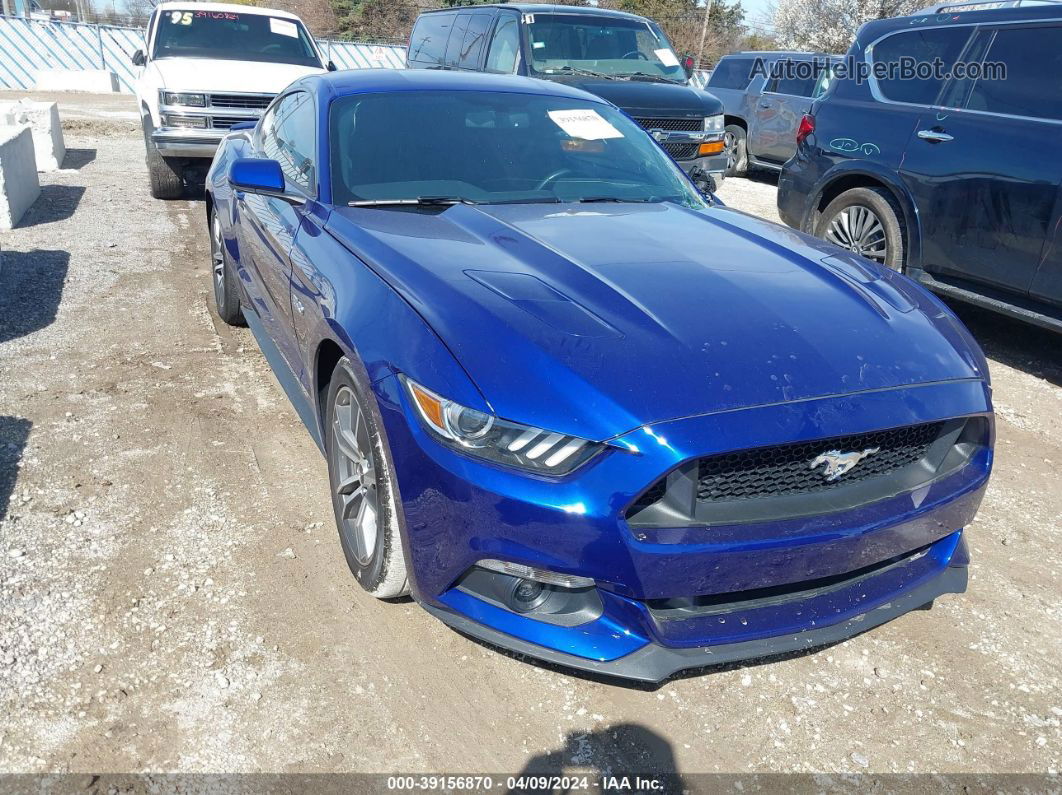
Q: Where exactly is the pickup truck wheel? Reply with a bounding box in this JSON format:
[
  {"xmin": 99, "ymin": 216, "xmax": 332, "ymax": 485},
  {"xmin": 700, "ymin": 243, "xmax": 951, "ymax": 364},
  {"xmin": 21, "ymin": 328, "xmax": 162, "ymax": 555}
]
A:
[
  {"xmin": 143, "ymin": 121, "xmax": 184, "ymax": 200},
  {"xmin": 816, "ymin": 187, "xmax": 906, "ymax": 272},
  {"xmin": 325, "ymin": 357, "xmax": 410, "ymax": 599},
  {"xmin": 209, "ymin": 208, "xmax": 245, "ymax": 326},
  {"xmin": 723, "ymin": 124, "xmax": 748, "ymax": 177}
]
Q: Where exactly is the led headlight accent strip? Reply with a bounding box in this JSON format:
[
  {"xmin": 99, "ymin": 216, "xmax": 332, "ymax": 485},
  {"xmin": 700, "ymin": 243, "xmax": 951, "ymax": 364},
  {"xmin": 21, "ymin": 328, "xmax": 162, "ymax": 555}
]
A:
[{"xmin": 402, "ymin": 376, "xmax": 601, "ymax": 475}]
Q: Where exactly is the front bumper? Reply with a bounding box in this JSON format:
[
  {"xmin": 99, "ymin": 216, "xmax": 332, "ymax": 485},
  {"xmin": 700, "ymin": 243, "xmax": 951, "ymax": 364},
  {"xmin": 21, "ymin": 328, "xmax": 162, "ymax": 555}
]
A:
[
  {"xmin": 375, "ymin": 375, "xmax": 992, "ymax": 681},
  {"xmin": 678, "ymin": 151, "xmax": 728, "ymax": 180},
  {"xmin": 152, "ymin": 128, "xmax": 226, "ymax": 158}
]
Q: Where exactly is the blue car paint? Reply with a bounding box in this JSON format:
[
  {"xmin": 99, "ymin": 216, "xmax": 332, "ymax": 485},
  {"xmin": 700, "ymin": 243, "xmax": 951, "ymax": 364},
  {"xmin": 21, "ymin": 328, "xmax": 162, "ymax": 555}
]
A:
[{"xmin": 206, "ymin": 69, "xmax": 993, "ymax": 681}]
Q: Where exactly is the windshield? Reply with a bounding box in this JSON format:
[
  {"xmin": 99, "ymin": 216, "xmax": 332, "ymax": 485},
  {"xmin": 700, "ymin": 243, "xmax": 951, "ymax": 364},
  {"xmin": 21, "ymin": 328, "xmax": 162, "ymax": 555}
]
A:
[
  {"xmin": 152, "ymin": 9, "xmax": 322, "ymax": 67},
  {"xmin": 329, "ymin": 91, "xmax": 705, "ymax": 208},
  {"xmin": 525, "ymin": 14, "xmax": 685, "ymax": 82}
]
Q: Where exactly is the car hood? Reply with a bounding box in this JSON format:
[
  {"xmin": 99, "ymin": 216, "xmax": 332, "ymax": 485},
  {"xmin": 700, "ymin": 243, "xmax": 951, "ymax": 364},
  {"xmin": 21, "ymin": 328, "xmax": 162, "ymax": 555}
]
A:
[
  {"xmin": 326, "ymin": 203, "xmax": 983, "ymax": 441},
  {"xmin": 150, "ymin": 58, "xmax": 323, "ymax": 94},
  {"xmin": 542, "ymin": 75, "xmax": 723, "ymax": 117}
]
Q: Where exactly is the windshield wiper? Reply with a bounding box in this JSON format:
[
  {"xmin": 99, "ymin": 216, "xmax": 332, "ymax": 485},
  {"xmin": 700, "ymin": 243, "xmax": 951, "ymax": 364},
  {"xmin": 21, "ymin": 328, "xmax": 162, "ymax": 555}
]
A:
[
  {"xmin": 542, "ymin": 66, "xmax": 615, "ymax": 80},
  {"xmin": 616, "ymin": 72, "xmax": 679, "ymax": 84},
  {"xmin": 348, "ymin": 196, "xmax": 480, "ymax": 207},
  {"xmin": 576, "ymin": 196, "xmax": 664, "ymax": 204}
]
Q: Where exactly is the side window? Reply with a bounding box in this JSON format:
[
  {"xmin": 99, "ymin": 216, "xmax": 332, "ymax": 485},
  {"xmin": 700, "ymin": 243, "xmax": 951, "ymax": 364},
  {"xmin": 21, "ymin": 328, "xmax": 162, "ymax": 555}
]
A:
[
  {"xmin": 444, "ymin": 13, "xmax": 471, "ymax": 67},
  {"xmin": 408, "ymin": 13, "xmax": 454, "ymax": 66},
  {"xmin": 707, "ymin": 57, "xmax": 755, "ymax": 90},
  {"xmin": 773, "ymin": 61, "xmax": 819, "ymax": 97},
  {"xmin": 485, "ymin": 15, "xmax": 520, "ymax": 73},
  {"xmin": 263, "ymin": 91, "xmax": 316, "ymax": 194},
  {"xmin": 965, "ymin": 25, "xmax": 1062, "ymax": 120},
  {"xmin": 458, "ymin": 14, "xmax": 492, "ymax": 69},
  {"xmin": 871, "ymin": 27, "xmax": 973, "ymax": 106}
]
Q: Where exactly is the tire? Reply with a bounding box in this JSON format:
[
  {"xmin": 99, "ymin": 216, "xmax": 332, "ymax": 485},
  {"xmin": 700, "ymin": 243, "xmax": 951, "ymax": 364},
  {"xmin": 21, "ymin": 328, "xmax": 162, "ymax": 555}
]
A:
[
  {"xmin": 209, "ymin": 207, "xmax": 245, "ymax": 326},
  {"xmin": 815, "ymin": 186, "xmax": 906, "ymax": 272},
  {"xmin": 324, "ymin": 357, "xmax": 409, "ymax": 599},
  {"xmin": 143, "ymin": 119, "xmax": 183, "ymax": 199},
  {"xmin": 723, "ymin": 124, "xmax": 748, "ymax": 177}
]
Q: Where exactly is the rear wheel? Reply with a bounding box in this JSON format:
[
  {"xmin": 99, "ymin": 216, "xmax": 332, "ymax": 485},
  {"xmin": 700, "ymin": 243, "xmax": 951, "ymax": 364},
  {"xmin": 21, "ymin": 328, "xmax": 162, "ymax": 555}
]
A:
[
  {"xmin": 209, "ymin": 208, "xmax": 244, "ymax": 326},
  {"xmin": 723, "ymin": 124, "xmax": 748, "ymax": 177},
  {"xmin": 816, "ymin": 186, "xmax": 906, "ymax": 271},
  {"xmin": 325, "ymin": 357, "xmax": 409, "ymax": 599}
]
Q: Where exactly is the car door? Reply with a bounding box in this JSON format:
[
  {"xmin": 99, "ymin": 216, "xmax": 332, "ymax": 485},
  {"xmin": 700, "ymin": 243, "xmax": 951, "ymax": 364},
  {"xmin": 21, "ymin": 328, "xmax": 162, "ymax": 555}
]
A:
[
  {"xmin": 750, "ymin": 59, "xmax": 821, "ymax": 164},
  {"xmin": 898, "ymin": 23, "xmax": 1062, "ymax": 295},
  {"xmin": 239, "ymin": 90, "xmax": 316, "ymax": 379}
]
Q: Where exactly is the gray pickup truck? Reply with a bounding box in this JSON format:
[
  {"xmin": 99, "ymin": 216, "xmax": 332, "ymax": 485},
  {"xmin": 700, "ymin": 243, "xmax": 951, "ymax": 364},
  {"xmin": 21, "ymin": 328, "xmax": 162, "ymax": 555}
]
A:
[{"xmin": 706, "ymin": 51, "xmax": 840, "ymax": 177}]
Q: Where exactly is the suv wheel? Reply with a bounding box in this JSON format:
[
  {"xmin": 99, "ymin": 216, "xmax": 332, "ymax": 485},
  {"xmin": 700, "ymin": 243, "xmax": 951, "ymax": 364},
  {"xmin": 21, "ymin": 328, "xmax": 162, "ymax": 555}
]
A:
[
  {"xmin": 816, "ymin": 187, "xmax": 906, "ymax": 271},
  {"xmin": 723, "ymin": 124, "xmax": 748, "ymax": 177}
]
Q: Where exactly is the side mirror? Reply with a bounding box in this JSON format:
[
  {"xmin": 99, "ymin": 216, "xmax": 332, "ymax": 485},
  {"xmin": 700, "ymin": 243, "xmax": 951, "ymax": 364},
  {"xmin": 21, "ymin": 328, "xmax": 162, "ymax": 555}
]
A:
[
  {"xmin": 229, "ymin": 158, "xmax": 303, "ymax": 203},
  {"xmin": 327, "ymin": 60, "xmax": 338, "ymax": 72},
  {"xmin": 131, "ymin": 49, "xmax": 146, "ymax": 66},
  {"xmin": 228, "ymin": 121, "xmax": 257, "ymax": 132}
]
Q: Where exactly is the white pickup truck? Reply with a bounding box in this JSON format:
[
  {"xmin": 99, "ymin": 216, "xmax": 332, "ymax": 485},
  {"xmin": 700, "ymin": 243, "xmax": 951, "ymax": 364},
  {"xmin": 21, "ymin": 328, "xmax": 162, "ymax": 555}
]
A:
[{"xmin": 131, "ymin": 1, "xmax": 332, "ymax": 198}]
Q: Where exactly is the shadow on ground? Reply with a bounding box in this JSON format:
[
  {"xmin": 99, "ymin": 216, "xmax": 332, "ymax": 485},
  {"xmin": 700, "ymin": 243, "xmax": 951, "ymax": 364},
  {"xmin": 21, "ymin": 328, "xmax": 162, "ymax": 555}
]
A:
[
  {"xmin": 514, "ymin": 723, "xmax": 683, "ymax": 789},
  {"xmin": 0, "ymin": 417, "xmax": 31, "ymax": 524},
  {"xmin": 947, "ymin": 301, "xmax": 1062, "ymax": 387},
  {"xmin": 17, "ymin": 185, "xmax": 86, "ymax": 227},
  {"xmin": 62, "ymin": 148, "xmax": 97, "ymax": 170},
  {"xmin": 0, "ymin": 249, "xmax": 69, "ymax": 344}
]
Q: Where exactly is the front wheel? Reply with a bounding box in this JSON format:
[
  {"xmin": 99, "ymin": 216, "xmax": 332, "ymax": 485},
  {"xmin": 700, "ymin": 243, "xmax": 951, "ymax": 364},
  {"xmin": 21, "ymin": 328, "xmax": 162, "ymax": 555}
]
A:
[
  {"xmin": 143, "ymin": 120, "xmax": 183, "ymax": 199},
  {"xmin": 209, "ymin": 208, "xmax": 244, "ymax": 326},
  {"xmin": 325, "ymin": 357, "xmax": 409, "ymax": 599},
  {"xmin": 815, "ymin": 186, "xmax": 906, "ymax": 272},
  {"xmin": 723, "ymin": 124, "xmax": 748, "ymax": 177}
]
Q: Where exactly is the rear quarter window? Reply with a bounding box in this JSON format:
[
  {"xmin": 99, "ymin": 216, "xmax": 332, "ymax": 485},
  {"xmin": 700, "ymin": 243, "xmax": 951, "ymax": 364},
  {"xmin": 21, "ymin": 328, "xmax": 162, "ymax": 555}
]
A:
[
  {"xmin": 409, "ymin": 12, "xmax": 455, "ymax": 66},
  {"xmin": 870, "ymin": 27, "xmax": 973, "ymax": 105},
  {"xmin": 708, "ymin": 57, "xmax": 756, "ymax": 90}
]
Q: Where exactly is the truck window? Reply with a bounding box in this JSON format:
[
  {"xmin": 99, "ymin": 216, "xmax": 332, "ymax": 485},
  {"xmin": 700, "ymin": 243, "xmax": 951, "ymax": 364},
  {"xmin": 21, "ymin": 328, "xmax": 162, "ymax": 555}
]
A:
[
  {"xmin": 152, "ymin": 10, "xmax": 321, "ymax": 67},
  {"xmin": 458, "ymin": 13, "xmax": 493, "ymax": 69},
  {"xmin": 485, "ymin": 15, "xmax": 520, "ymax": 73},
  {"xmin": 409, "ymin": 12, "xmax": 455, "ymax": 66},
  {"xmin": 444, "ymin": 14, "xmax": 471, "ymax": 67}
]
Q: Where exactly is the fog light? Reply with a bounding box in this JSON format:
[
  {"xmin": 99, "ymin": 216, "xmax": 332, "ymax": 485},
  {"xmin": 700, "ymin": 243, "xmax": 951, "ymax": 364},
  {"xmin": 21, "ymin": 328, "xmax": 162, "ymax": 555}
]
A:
[
  {"xmin": 510, "ymin": 578, "xmax": 549, "ymax": 613},
  {"xmin": 476, "ymin": 559, "xmax": 594, "ymax": 589}
]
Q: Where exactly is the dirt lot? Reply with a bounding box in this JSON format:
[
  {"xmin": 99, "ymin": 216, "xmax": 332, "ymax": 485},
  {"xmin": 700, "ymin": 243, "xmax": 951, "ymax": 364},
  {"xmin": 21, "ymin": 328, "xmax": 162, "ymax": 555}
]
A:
[{"xmin": 0, "ymin": 92, "xmax": 1059, "ymax": 779}]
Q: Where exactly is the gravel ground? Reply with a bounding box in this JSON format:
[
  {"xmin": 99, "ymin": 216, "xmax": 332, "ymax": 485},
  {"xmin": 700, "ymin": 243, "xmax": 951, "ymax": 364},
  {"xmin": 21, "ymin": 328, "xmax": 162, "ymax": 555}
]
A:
[{"xmin": 0, "ymin": 94, "xmax": 1059, "ymax": 779}]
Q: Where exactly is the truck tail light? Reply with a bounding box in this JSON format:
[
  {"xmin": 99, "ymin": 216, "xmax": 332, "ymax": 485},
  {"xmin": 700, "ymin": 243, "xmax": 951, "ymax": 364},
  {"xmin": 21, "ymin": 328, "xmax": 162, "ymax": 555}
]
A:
[{"xmin": 796, "ymin": 114, "xmax": 815, "ymax": 146}]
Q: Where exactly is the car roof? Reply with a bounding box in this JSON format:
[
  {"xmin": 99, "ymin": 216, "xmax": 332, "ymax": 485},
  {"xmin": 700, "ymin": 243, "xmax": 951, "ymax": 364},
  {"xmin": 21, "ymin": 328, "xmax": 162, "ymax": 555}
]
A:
[
  {"xmin": 310, "ymin": 68, "xmax": 613, "ymax": 103},
  {"xmin": 154, "ymin": 1, "xmax": 303, "ymax": 21},
  {"xmin": 419, "ymin": 3, "xmax": 649, "ymax": 21}
]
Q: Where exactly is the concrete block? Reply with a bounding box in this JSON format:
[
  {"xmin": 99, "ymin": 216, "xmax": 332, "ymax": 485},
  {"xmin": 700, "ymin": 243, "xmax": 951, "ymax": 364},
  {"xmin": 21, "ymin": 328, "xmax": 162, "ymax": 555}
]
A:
[
  {"xmin": 0, "ymin": 126, "xmax": 41, "ymax": 230},
  {"xmin": 0, "ymin": 100, "xmax": 65, "ymax": 171},
  {"xmin": 33, "ymin": 68, "xmax": 119, "ymax": 93}
]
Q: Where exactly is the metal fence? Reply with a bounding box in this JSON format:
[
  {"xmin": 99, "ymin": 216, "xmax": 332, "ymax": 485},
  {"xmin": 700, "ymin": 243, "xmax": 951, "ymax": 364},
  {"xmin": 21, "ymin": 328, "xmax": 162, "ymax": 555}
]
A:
[{"xmin": 0, "ymin": 16, "xmax": 406, "ymax": 94}]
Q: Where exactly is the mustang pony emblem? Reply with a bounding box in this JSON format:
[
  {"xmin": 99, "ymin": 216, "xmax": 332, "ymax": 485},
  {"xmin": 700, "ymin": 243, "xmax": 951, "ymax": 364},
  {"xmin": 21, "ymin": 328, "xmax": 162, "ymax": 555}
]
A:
[{"xmin": 809, "ymin": 447, "xmax": 880, "ymax": 481}]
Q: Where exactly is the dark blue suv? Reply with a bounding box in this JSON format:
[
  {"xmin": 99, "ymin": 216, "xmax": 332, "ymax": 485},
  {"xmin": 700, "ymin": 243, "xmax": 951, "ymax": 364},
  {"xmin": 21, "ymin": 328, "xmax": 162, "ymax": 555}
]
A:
[{"xmin": 778, "ymin": 0, "xmax": 1062, "ymax": 333}]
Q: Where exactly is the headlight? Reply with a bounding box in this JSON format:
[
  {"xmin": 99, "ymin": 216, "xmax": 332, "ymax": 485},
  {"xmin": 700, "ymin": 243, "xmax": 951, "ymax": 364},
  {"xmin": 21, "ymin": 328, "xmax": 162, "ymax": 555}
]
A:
[
  {"xmin": 161, "ymin": 91, "xmax": 206, "ymax": 107},
  {"xmin": 162, "ymin": 114, "xmax": 208, "ymax": 129},
  {"xmin": 704, "ymin": 114, "xmax": 724, "ymax": 132},
  {"xmin": 402, "ymin": 376, "xmax": 601, "ymax": 475}
]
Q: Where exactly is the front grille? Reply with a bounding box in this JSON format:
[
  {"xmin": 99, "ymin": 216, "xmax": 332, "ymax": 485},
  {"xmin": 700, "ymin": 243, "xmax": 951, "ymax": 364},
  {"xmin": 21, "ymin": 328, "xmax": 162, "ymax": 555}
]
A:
[
  {"xmin": 209, "ymin": 93, "xmax": 274, "ymax": 109},
  {"xmin": 633, "ymin": 117, "xmax": 703, "ymax": 131},
  {"xmin": 211, "ymin": 115, "xmax": 257, "ymax": 130},
  {"xmin": 698, "ymin": 422, "xmax": 943, "ymax": 503},
  {"xmin": 662, "ymin": 142, "xmax": 700, "ymax": 160},
  {"xmin": 625, "ymin": 417, "xmax": 986, "ymax": 528}
]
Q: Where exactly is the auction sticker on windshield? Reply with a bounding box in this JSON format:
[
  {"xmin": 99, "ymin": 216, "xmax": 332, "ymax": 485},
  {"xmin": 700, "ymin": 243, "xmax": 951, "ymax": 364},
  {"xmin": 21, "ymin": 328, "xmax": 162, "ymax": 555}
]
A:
[
  {"xmin": 654, "ymin": 48, "xmax": 680, "ymax": 67},
  {"xmin": 269, "ymin": 18, "xmax": 298, "ymax": 37},
  {"xmin": 547, "ymin": 109, "xmax": 623, "ymax": 141}
]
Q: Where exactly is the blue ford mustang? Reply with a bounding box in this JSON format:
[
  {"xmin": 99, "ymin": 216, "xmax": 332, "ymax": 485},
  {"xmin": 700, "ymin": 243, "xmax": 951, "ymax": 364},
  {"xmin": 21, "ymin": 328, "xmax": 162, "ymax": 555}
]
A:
[{"xmin": 205, "ymin": 70, "xmax": 993, "ymax": 682}]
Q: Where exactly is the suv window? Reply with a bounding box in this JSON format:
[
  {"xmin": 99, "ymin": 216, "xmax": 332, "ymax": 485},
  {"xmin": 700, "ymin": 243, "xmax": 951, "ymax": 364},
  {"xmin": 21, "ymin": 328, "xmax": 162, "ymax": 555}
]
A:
[
  {"xmin": 767, "ymin": 60, "xmax": 819, "ymax": 97},
  {"xmin": 409, "ymin": 12, "xmax": 454, "ymax": 66},
  {"xmin": 458, "ymin": 13, "xmax": 492, "ymax": 69},
  {"xmin": 485, "ymin": 14, "xmax": 520, "ymax": 73},
  {"xmin": 262, "ymin": 91, "xmax": 316, "ymax": 193},
  {"xmin": 965, "ymin": 25, "xmax": 1062, "ymax": 120},
  {"xmin": 708, "ymin": 57, "xmax": 755, "ymax": 90},
  {"xmin": 872, "ymin": 27, "xmax": 973, "ymax": 105},
  {"xmin": 444, "ymin": 14, "xmax": 471, "ymax": 67}
]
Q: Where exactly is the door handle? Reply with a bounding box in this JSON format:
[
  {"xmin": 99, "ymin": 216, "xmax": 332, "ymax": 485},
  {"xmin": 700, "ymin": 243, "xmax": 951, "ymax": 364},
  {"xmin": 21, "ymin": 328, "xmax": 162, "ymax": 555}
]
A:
[{"xmin": 917, "ymin": 129, "xmax": 954, "ymax": 143}]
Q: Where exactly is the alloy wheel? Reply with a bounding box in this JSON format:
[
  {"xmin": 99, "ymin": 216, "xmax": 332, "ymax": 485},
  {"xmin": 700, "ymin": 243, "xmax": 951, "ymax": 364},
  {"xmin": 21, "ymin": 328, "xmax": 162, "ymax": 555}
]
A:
[
  {"xmin": 723, "ymin": 130, "xmax": 738, "ymax": 171},
  {"xmin": 331, "ymin": 385, "xmax": 379, "ymax": 566},
  {"xmin": 211, "ymin": 213, "xmax": 225, "ymax": 307},
  {"xmin": 825, "ymin": 205, "xmax": 888, "ymax": 263}
]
